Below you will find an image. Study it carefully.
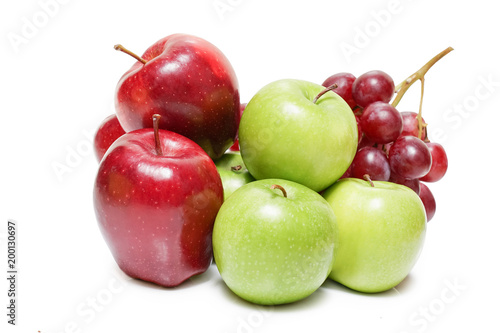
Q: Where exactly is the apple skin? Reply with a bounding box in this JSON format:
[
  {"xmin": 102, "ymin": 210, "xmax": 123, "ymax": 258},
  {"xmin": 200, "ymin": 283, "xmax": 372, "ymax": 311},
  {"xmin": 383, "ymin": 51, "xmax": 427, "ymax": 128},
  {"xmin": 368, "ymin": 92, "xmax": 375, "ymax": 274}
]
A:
[
  {"xmin": 93, "ymin": 114, "xmax": 126, "ymax": 161},
  {"xmin": 322, "ymin": 178, "xmax": 426, "ymax": 293},
  {"xmin": 239, "ymin": 79, "xmax": 358, "ymax": 192},
  {"xmin": 213, "ymin": 179, "xmax": 338, "ymax": 305},
  {"xmin": 214, "ymin": 151, "xmax": 255, "ymax": 200},
  {"xmin": 228, "ymin": 103, "xmax": 247, "ymax": 152},
  {"xmin": 94, "ymin": 128, "xmax": 223, "ymax": 287},
  {"xmin": 115, "ymin": 33, "xmax": 240, "ymax": 159}
]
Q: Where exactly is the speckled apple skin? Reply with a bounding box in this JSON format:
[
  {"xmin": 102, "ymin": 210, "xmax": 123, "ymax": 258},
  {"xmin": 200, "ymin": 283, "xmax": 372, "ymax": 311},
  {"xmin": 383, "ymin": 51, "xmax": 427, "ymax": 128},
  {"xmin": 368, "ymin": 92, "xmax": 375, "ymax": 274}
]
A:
[
  {"xmin": 214, "ymin": 151, "xmax": 255, "ymax": 200},
  {"xmin": 239, "ymin": 79, "xmax": 358, "ymax": 192},
  {"xmin": 93, "ymin": 114, "xmax": 126, "ymax": 162},
  {"xmin": 115, "ymin": 33, "xmax": 240, "ymax": 160},
  {"xmin": 323, "ymin": 178, "xmax": 426, "ymax": 293},
  {"xmin": 213, "ymin": 179, "xmax": 338, "ymax": 305},
  {"xmin": 94, "ymin": 128, "xmax": 223, "ymax": 287}
]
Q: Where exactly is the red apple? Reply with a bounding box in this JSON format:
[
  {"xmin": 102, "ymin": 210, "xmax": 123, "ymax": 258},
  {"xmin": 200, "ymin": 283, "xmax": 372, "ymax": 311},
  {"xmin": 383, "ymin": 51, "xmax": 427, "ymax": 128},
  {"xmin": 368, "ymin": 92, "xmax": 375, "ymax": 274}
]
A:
[
  {"xmin": 228, "ymin": 103, "xmax": 246, "ymax": 152},
  {"xmin": 114, "ymin": 33, "xmax": 240, "ymax": 159},
  {"xmin": 93, "ymin": 114, "xmax": 126, "ymax": 161},
  {"xmin": 94, "ymin": 115, "xmax": 223, "ymax": 287}
]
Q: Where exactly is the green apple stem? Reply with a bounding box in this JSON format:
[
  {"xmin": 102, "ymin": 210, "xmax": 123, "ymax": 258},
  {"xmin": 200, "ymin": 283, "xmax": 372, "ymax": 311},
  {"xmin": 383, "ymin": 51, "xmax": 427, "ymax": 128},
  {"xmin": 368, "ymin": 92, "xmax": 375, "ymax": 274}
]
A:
[
  {"xmin": 270, "ymin": 184, "xmax": 287, "ymax": 198},
  {"xmin": 391, "ymin": 47, "xmax": 453, "ymax": 138},
  {"xmin": 231, "ymin": 165, "xmax": 242, "ymax": 171},
  {"xmin": 152, "ymin": 114, "xmax": 163, "ymax": 156},
  {"xmin": 313, "ymin": 84, "xmax": 338, "ymax": 104},
  {"xmin": 363, "ymin": 174, "xmax": 375, "ymax": 187},
  {"xmin": 114, "ymin": 44, "xmax": 147, "ymax": 64}
]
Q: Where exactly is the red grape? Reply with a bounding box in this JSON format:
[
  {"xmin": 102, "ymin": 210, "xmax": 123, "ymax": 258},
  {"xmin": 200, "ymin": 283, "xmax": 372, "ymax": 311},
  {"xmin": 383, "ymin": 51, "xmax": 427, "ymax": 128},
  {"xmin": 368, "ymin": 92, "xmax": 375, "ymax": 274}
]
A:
[
  {"xmin": 352, "ymin": 70, "xmax": 395, "ymax": 108},
  {"xmin": 360, "ymin": 102, "xmax": 402, "ymax": 144},
  {"xmin": 340, "ymin": 164, "xmax": 352, "ymax": 179},
  {"xmin": 350, "ymin": 147, "xmax": 391, "ymax": 181},
  {"xmin": 389, "ymin": 136, "xmax": 432, "ymax": 179},
  {"xmin": 419, "ymin": 142, "xmax": 448, "ymax": 182},
  {"xmin": 382, "ymin": 142, "xmax": 393, "ymax": 156},
  {"xmin": 358, "ymin": 134, "xmax": 376, "ymax": 150},
  {"xmin": 401, "ymin": 111, "xmax": 427, "ymax": 140},
  {"xmin": 419, "ymin": 183, "xmax": 436, "ymax": 222},
  {"xmin": 355, "ymin": 115, "xmax": 362, "ymax": 145},
  {"xmin": 322, "ymin": 72, "xmax": 356, "ymax": 108},
  {"xmin": 389, "ymin": 172, "xmax": 420, "ymax": 195}
]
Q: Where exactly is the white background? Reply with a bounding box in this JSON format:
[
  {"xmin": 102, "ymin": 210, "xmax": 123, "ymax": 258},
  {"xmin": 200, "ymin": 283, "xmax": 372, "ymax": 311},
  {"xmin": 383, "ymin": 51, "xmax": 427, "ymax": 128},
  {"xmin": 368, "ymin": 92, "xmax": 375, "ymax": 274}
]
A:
[{"xmin": 1, "ymin": 0, "xmax": 499, "ymax": 332}]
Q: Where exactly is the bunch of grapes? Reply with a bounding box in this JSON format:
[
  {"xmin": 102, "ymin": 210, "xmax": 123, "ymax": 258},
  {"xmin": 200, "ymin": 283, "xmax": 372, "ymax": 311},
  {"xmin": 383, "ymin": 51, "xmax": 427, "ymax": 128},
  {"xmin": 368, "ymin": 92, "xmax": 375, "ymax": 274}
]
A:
[{"xmin": 321, "ymin": 48, "xmax": 452, "ymax": 222}]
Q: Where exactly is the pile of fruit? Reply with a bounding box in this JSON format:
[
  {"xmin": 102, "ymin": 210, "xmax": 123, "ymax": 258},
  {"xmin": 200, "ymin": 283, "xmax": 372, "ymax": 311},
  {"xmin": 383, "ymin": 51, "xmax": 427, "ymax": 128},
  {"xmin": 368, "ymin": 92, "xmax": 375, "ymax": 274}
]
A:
[{"xmin": 92, "ymin": 33, "xmax": 450, "ymax": 305}]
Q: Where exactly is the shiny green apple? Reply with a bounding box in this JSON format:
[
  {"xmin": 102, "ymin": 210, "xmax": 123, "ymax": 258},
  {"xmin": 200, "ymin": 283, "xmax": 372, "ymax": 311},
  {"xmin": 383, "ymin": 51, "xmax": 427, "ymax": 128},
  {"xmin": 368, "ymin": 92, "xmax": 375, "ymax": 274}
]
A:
[
  {"xmin": 239, "ymin": 79, "xmax": 358, "ymax": 192},
  {"xmin": 214, "ymin": 151, "xmax": 255, "ymax": 200},
  {"xmin": 322, "ymin": 178, "xmax": 426, "ymax": 293},
  {"xmin": 213, "ymin": 179, "xmax": 338, "ymax": 305}
]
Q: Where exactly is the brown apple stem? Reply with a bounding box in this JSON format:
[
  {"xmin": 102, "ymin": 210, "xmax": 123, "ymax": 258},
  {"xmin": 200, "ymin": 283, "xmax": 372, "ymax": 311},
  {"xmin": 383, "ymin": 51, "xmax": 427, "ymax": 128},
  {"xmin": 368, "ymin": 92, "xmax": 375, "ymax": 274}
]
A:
[
  {"xmin": 231, "ymin": 165, "xmax": 242, "ymax": 171},
  {"xmin": 152, "ymin": 114, "xmax": 163, "ymax": 156},
  {"xmin": 363, "ymin": 174, "xmax": 375, "ymax": 187},
  {"xmin": 271, "ymin": 184, "xmax": 287, "ymax": 198},
  {"xmin": 114, "ymin": 44, "xmax": 147, "ymax": 64},
  {"xmin": 313, "ymin": 84, "xmax": 338, "ymax": 104}
]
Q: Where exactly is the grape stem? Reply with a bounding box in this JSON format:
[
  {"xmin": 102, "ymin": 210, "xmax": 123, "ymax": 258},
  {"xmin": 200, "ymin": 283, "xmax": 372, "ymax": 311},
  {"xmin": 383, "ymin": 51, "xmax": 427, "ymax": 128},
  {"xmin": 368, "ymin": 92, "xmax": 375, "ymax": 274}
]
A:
[{"xmin": 391, "ymin": 46, "xmax": 454, "ymax": 139}]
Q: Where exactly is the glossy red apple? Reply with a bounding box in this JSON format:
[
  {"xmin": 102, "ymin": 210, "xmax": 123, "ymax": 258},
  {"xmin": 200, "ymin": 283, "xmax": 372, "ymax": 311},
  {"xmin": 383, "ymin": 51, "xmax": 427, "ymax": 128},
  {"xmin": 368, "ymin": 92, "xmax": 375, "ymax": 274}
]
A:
[
  {"xmin": 114, "ymin": 33, "xmax": 240, "ymax": 159},
  {"xmin": 94, "ymin": 115, "xmax": 223, "ymax": 287},
  {"xmin": 228, "ymin": 103, "xmax": 246, "ymax": 152},
  {"xmin": 93, "ymin": 114, "xmax": 126, "ymax": 161}
]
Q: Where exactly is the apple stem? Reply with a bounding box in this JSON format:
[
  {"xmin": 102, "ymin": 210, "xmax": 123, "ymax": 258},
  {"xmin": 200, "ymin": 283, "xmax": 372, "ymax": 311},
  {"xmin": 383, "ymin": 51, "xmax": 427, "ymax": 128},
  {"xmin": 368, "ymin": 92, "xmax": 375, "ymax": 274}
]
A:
[
  {"xmin": 231, "ymin": 165, "xmax": 242, "ymax": 171},
  {"xmin": 270, "ymin": 184, "xmax": 287, "ymax": 198},
  {"xmin": 363, "ymin": 174, "xmax": 375, "ymax": 187},
  {"xmin": 313, "ymin": 84, "xmax": 338, "ymax": 104},
  {"xmin": 152, "ymin": 114, "xmax": 163, "ymax": 156},
  {"xmin": 114, "ymin": 44, "xmax": 147, "ymax": 64}
]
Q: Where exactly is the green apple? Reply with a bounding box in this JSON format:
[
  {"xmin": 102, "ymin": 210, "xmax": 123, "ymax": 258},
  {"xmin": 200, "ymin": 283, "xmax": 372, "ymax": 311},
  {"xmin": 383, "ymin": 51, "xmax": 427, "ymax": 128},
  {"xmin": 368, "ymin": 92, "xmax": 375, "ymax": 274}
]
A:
[
  {"xmin": 239, "ymin": 79, "xmax": 358, "ymax": 192},
  {"xmin": 322, "ymin": 178, "xmax": 426, "ymax": 293},
  {"xmin": 214, "ymin": 151, "xmax": 255, "ymax": 200},
  {"xmin": 213, "ymin": 178, "xmax": 338, "ymax": 305}
]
